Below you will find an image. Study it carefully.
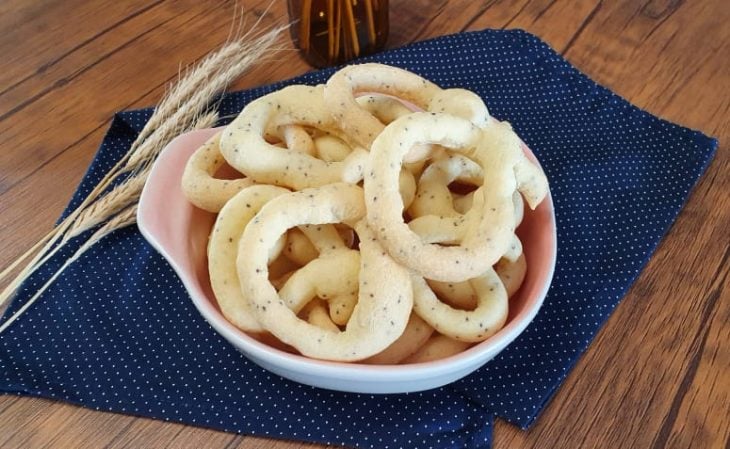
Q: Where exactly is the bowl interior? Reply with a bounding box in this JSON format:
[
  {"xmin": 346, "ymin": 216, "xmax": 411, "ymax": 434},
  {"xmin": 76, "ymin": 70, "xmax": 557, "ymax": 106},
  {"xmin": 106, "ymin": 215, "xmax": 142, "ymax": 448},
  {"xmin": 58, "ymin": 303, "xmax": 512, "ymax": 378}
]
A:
[{"xmin": 138, "ymin": 126, "xmax": 556, "ymax": 376}]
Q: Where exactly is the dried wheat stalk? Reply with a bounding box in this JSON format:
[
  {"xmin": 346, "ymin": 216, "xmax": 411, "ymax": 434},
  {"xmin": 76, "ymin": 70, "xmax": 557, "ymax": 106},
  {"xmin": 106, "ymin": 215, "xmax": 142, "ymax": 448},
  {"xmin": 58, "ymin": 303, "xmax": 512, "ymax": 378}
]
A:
[
  {"xmin": 131, "ymin": 3, "xmax": 273, "ymax": 149},
  {"xmin": 66, "ymin": 174, "xmax": 148, "ymax": 239},
  {"xmin": 0, "ymin": 21, "xmax": 288, "ymax": 326},
  {"xmin": 126, "ymin": 29, "xmax": 286, "ymax": 169},
  {"xmin": 0, "ymin": 206, "xmax": 138, "ymax": 333},
  {"xmin": 0, "ymin": 172, "xmax": 149, "ymax": 305}
]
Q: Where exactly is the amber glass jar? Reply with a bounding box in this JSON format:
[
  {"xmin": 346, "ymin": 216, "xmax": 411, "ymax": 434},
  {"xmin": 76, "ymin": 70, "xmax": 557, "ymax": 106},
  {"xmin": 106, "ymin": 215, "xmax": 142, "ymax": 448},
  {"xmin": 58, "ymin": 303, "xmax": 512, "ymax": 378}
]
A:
[{"xmin": 287, "ymin": 0, "xmax": 389, "ymax": 67}]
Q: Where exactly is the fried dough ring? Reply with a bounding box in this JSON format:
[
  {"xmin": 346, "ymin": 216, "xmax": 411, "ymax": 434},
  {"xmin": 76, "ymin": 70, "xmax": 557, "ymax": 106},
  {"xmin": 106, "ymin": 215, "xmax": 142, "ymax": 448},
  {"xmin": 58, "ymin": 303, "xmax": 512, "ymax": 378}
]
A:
[
  {"xmin": 324, "ymin": 63, "xmax": 441, "ymax": 151},
  {"xmin": 426, "ymin": 252, "xmax": 528, "ymax": 311},
  {"xmin": 237, "ymin": 184, "xmax": 413, "ymax": 361},
  {"xmin": 365, "ymin": 112, "xmax": 520, "ymax": 282},
  {"xmin": 181, "ymin": 131, "xmax": 254, "ymax": 212},
  {"xmin": 427, "ymin": 88, "xmax": 490, "ymax": 128},
  {"xmin": 300, "ymin": 299, "xmax": 341, "ymax": 332},
  {"xmin": 496, "ymin": 253, "xmax": 527, "ymax": 298},
  {"xmin": 407, "ymin": 220, "xmax": 516, "ymax": 343},
  {"xmin": 284, "ymin": 224, "xmax": 356, "ymax": 266},
  {"xmin": 314, "ymin": 134, "xmax": 352, "ymax": 162},
  {"xmin": 281, "ymin": 125, "xmax": 317, "ymax": 156},
  {"xmin": 452, "ymin": 192, "xmax": 474, "ymax": 214},
  {"xmin": 278, "ymin": 248, "xmax": 360, "ymax": 326},
  {"xmin": 220, "ymin": 85, "xmax": 368, "ymax": 190},
  {"xmin": 408, "ymin": 193, "xmax": 524, "ymax": 262},
  {"xmin": 408, "ymin": 153, "xmax": 483, "ymax": 219},
  {"xmin": 312, "ymin": 130, "xmax": 417, "ymax": 209},
  {"xmin": 490, "ymin": 123, "xmax": 550, "ymax": 210},
  {"xmin": 356, "ymin": 94, "xmax": 413, "ymax": 124},
  {"xmin": 403, "ymin": 334, "xmax": 472, "ymax": 364},
  {"xmin": 412, "ymin": 270, "xmax": 508, "ymax": 342},
  {"xmin": 426, "ymin": 279, "xmax": 477, "ymax": 310},
  {"xmin": 324, "ymin": 64, "xmax": 492, "ymax": 158},
  {"xmin": 363, "ymin": 313, "xmax": 434, "ymax": 365},
  {"xmin": 283, "ymin": 228, "xmax": 320, "ymax": 266},
  {"xmin": 355, "ymin": 93, "xmax": 436, "ymax": 164},
  {"xmin": 208, "ymin": 185, "xmax": 289, "ymax": 333}
]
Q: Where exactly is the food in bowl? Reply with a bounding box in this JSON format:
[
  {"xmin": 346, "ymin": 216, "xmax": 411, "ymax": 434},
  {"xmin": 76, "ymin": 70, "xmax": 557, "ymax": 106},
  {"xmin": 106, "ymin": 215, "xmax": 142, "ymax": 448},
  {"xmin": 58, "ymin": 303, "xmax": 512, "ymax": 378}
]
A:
[
  {"xmin": 139, "ymin": 63, "xmax": 556, "ymax": 392},
  {"xmin": 183, "ymin": 63, "xmax": 548, "ymax": 362}
]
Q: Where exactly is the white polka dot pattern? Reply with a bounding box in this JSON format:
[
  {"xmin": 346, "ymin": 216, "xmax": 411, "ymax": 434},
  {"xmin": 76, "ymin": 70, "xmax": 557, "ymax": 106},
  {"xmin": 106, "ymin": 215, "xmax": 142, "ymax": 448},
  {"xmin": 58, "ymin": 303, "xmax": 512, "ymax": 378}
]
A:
[{"xmin": 0, "ymin": 30, "xmax": 717, "ymax": 448}]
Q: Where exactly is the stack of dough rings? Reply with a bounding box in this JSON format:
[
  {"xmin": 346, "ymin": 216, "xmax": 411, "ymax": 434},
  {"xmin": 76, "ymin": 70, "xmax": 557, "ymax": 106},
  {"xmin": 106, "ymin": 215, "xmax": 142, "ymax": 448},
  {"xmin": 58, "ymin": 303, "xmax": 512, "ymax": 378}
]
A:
[{"xmin": 181, "ymin": 63, "xmax": 549, "ymax": 363}]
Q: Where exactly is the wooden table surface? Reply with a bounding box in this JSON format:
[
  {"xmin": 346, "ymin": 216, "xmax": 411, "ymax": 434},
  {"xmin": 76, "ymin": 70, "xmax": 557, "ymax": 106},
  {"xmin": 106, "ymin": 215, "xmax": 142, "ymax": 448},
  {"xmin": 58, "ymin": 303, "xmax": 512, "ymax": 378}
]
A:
[{"xmin": 0, "ymin": 1, "xmax": 727, "ymax": 448}]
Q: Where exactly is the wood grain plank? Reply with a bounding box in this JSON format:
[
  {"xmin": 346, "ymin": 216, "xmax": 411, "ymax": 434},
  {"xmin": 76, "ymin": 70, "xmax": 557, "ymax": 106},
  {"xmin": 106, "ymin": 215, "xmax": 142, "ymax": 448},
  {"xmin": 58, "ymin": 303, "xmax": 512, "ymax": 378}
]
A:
[
  {"xmin": 0, "ymin": 395, "xmax": 53, "ymax": 447},
  {"xmin": 0, "ymin": 0, "xmax": 162, "ymax": 93},
  {"xmin": 0, "ymin": 0, "xmax": 279, "ymax": 195},
  {"xmin": 0, "ymin": 395, "xmax": 18, "ymax": 414},
  {"xmin": 483, "ymin": 0, "xmax": 729, "ymax": 447},
  {"xmin": 387, "ymin": 0, "xmax": 450, "ymax": 46},
  {"xmin": 230, "ymin": 436, "xmax": 322, "ymax": 449},
  {"xmin": 459, "ymin": 0, "xmax": 604, "ymax": 53},
  {"xmin": 658, "ymin": 257, "xmax": 729, "ymax": 449},
  {"xmin": 391, "ymin": 0, "xmax": 506, "ymax": 41},
  {"xmin": 549, "ymin": 0, "xmax": 729, "ymax": 127},
  {"xmin": 0, "ymin": 0, "xmax": 169, "ymax": 120},
  {"xmin": 101, "ymin": 416, "xmax": 238, "ymax": 449},
  {"xmin": 35, "ymin": 408, "xmax": 138, "ymax": 449},
  {"xmin": 0, "ymin": 397, "xmax": 131, "ymax": 448},
  {"xmin": 0, "ymin": 0, "xmax": 728, "ymax": 448}
]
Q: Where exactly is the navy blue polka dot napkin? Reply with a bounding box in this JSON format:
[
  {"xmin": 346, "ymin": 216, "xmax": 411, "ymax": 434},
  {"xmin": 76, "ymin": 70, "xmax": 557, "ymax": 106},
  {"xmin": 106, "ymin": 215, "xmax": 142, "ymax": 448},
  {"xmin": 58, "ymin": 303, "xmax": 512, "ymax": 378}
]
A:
[{"xmin": 0, "ymin": 29, "xmax": 717, "ymax": 448}]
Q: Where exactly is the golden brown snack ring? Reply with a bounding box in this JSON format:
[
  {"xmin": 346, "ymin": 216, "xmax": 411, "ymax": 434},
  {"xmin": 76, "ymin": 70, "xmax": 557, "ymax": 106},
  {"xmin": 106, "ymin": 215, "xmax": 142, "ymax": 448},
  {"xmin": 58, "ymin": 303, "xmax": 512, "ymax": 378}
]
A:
[
  {"xmin": 208, "ymin": 185, "xmax": 289, "ymax": 333},
  {"xmin": 324, "ymin": 63, "xmax": 441, "ymax": 149},
  {"xmin": 365, "ymin": 112, "xmax": 518, "ymax": 282},
  {"xmin": 181, "ymin": 131, "xmax": 254, "ymax": 212},
  {"xmin": 237, "ymin": 184, "xmax": 413, "ymax": 361},
  {"xmin": 412, "ymin": 270, "xmax": 508, "ymax": 342},
  {"xmin": 220, "ymin": 85, "xmax": 368, "ymax": 190}
]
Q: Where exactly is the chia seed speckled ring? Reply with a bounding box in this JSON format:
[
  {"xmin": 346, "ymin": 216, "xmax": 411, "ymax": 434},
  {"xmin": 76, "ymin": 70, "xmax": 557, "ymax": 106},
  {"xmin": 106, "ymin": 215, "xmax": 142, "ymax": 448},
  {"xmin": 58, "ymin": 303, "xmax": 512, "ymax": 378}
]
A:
[
  {"xmin": 208, "ymin": 185, "xmax": 290, "ymax": 333},
  {"xmin": 237, "ymin": 183, "xmax": 413, "ymax": 362},
  {"xmin": 181, "ymin": 131, "xmax": 254, "ymax": 212},
  {"xmin": 365, "ymin": 112, "xmax": 518, "ymax": 282},
  {"xmin": 220, "ymin": 84, "xmax": 368, "ymax": 190}
]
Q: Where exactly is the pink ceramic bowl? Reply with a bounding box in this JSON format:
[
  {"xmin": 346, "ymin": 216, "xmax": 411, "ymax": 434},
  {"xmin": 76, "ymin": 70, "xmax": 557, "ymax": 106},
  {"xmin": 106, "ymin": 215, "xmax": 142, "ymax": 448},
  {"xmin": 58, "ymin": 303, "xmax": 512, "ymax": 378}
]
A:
[{"xmin": 138, "ymin": 127, "xmax": 556, "ymax": 394}]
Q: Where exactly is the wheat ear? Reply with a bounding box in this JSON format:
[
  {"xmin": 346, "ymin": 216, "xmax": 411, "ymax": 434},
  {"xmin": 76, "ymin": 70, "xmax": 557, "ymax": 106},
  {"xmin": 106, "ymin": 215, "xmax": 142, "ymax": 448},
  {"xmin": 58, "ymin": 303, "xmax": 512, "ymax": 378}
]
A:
[
  {"xmin": 0, "ymin": 207, "xmax": 138, "ymax": 334},
  {"xmin": 126, "ymin": 26, "xmax": 288, "ymax": 169},
  {"xmin": 0, "ymin": 23, "xmax": 288, "ymax": 313}
]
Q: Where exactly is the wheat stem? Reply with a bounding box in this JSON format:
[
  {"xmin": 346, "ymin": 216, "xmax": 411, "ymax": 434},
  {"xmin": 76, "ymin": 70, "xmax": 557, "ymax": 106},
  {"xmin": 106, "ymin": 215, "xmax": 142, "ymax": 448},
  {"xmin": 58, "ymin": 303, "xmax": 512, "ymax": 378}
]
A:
[
  {"xmin": 126, "ymin": 25, "xmax": 288, "ymax": 169},
  {"xmin": 0, "ymin": 108, "xmax": 218, "ymax": 312},
  {"xmin": 0, "ymin": 207, "xmax": 138, "ymax": 334},
  {"xmin": 0, "ymin": 21, "xmax": 287, "ymax": 326},
  {"xmin": 0, "ymin": 219, "xmax": 74, "ymax": 309},
  {"xmin": 192, "ymin": 111, "xmax": 220, "ymax": 130},
  {"xmin": 65, "ymin": 175, "xmax": 147, "ymax": 240}
]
